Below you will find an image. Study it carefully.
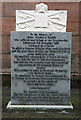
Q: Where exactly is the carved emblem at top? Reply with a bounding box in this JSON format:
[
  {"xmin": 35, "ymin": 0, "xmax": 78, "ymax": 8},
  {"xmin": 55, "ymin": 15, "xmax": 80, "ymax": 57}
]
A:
[
  {"xmin": 36, "ymin": 3, "xmax": 48, "ymax": 13},
  {"xmin": 16, "ymin": 3, "xmax": 67, "ymax": 32}
]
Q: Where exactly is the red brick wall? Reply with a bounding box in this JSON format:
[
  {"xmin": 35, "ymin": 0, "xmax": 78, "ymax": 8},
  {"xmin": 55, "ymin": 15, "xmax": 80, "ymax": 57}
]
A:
[
  {"xmin": 1, "ymin": 2, "xmax": 80, "ymax": 74},
  {"xmin": 79, "ymin": 2, "xmax": 81, "ymax": 74}
]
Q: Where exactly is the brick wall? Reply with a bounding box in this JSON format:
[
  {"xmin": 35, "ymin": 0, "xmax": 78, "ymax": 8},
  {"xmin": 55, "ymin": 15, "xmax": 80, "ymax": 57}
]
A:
[
  {"xmin": 79, "ymin": 2, "xmax": 81, "ymax": 74},
  {"xmin": 1, "ymin": 2, "xmax": 80, "ymax": 74}
]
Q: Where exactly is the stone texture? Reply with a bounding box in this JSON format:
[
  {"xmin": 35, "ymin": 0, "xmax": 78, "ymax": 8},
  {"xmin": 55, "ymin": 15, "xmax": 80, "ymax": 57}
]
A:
[
  {"xmin": 1, "ymin": 35, "xmax": 79, "ymax": 73},
  {"xmin": 11, "ymin": 31, "xmax": 72, "ymax": 105},
  {"xmin": 7, "ymin": 101, "xmax": 73, "ymax": 109},
  {"xmin": 16, "ymin": 3, "xmax": 67, "ymax": 32}
]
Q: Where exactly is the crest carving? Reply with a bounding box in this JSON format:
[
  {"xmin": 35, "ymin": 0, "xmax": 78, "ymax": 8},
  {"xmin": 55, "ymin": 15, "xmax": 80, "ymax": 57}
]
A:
[{"xmin": 16, "ymin": 3, "xmax": 67, "ymax": 32}]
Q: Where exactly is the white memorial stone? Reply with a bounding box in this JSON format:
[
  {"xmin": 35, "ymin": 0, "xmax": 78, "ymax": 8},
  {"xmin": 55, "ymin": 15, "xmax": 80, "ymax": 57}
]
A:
[{"xmin": 16, "ymin": 3, "xmax": 67, "ymax": 32}]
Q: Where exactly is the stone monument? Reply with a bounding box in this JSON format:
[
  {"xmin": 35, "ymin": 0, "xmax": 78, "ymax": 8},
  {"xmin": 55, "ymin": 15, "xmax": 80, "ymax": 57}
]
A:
[
  {"xmin": 16, "ymin": 3, "xmax": 67, "ymax": 32},
  {"xmin": 7, "ymin": 3, "xmax": 73, "ymax": 109}
]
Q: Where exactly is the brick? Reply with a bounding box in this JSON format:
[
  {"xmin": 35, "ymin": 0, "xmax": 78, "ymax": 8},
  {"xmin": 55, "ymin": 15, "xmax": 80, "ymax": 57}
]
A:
[
  {"xmin": 67, "ymin": 22, "xmax": 79, "ymax": 35},
  {"xmin": 80, "ymin": 2, "xmax": 81, "ymax": 35},
  {"xmin": 0, "ymin": 36, "xmax": 2, "ymax": 54},
  {"xmin": 7, "ymin": 36, "xmax": 11, "ymax": 53},
  {"xmin": 2, "ymin": 17, "xmax": 15, "ymax": 35},
  {"xmin": 79, "ymin": 21, "xmax": 81, "ymax": 35},
  {"xmin": 0, "ymin": 54, "xmax": 11, "ymax": 68},
  {"xmin": 2, "ymin": 36, "xmax": 8, "ymax": 54},
  {"xmin": 1, "ymin": 35, "xmax": 11, "ymax": 54},
  {"xmin": 1, "ymin": 36, "xmax": 10, "ymax": 54},
  {"xmin": 0, "ymin": 2, "xmax": 5, "ymax": 17},
  {"xmin": 79, "ymin": 24, "xmax": 81, "ymax": 35},
  {"xmin": 71, "ymin": 36, "xmax": 79, "ymax": 54},
  {"xmin": 0, "ymin": 2, "xmax": 2, "ymax": 17},
  {"xmin": 71, "ymin": 54, "xmax": 79, "ymax": 74},
  {"xmin": 2, "ymin": 3, "xmax": 5, "ymax": 17},
  {"xmin": 4, "ymin": 2, "xmax": 39, "ymax": 16},
  {"xmin": 79, "ymin": 55, "xmax": 81, "ymax": 74},
  {"xmin": 79, "ymin": 35, "xmax": 81, "ymax": 54},
  {"xmin": 0, "ymin": 17, "xmax": 2, "ymax": 35}
]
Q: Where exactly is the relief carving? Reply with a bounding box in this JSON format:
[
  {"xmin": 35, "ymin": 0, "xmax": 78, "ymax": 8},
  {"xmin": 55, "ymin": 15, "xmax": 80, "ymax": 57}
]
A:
[{"xmin": 16, "ymin": 3, "xmax": 67, "ymax": 32}]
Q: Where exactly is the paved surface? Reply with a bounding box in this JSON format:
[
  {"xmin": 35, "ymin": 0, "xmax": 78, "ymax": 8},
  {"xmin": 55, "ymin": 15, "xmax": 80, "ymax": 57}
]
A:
[{"xmin": 2, "ymin": 87, "xmax": 80, "ymax": 119}]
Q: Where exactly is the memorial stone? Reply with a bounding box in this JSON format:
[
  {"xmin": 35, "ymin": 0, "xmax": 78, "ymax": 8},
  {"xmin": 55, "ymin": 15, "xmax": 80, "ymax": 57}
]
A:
[
  {"xmin": 11, "ymin": 32, "xmax": 71, "ymax": 105},
  {"xmin": 7, "ymin": 3, "xmax": 73, "ymax": 109}
]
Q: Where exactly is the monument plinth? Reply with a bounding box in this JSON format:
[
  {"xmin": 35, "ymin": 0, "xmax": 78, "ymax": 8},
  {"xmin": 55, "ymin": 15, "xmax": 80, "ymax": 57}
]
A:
[{"xmin": 7, "ymin": 3, "xmax": 73, "ymax": 109}]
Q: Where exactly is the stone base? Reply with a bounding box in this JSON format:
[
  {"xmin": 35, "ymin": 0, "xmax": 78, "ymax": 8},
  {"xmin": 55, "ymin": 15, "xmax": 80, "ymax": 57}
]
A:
[{"xmin": 7, "ymin": 101, "xmax": 73, "ymax": 109}]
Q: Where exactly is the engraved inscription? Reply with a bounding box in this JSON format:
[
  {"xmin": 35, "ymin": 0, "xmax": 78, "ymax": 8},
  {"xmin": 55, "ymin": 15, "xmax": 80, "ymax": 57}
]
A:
[{"xmin": 11, "ymin": 32, "xmax": 71, "ymax": 105}]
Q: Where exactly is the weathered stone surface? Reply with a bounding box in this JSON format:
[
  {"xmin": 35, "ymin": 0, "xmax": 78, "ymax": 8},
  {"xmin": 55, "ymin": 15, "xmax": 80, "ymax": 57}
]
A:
[
  {"xmin": 16, "ymin": 3, "xmax": 67, "ymax": 32},
  {"xmin": 11, "ymin": 32, "xmax": 72, "ymax": 105}
]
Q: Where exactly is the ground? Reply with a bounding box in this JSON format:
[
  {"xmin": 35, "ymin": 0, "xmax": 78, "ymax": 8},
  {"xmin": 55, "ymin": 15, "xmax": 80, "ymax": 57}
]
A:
[{"xmin": 1, "ymin": 75, "xmax": 81, "ymax": 119}]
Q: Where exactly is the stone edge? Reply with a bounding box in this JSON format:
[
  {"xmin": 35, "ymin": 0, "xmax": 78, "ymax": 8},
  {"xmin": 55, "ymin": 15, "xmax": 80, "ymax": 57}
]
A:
[{"xmin": 7, "ymin": 101, "xmax": 73, "ymax": 109}]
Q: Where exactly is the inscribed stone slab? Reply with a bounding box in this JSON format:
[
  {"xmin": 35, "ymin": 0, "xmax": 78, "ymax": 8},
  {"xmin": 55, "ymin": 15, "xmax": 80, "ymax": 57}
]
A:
[{"xmin": 11, "ymin": 32, "xmax": 72, "ymax": 105}]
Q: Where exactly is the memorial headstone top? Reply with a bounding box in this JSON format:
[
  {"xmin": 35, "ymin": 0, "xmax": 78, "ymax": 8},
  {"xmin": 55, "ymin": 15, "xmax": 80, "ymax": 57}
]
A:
[{"xmin": 16, "ymin": 3, "xmax": 67, "ymax": 32}]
